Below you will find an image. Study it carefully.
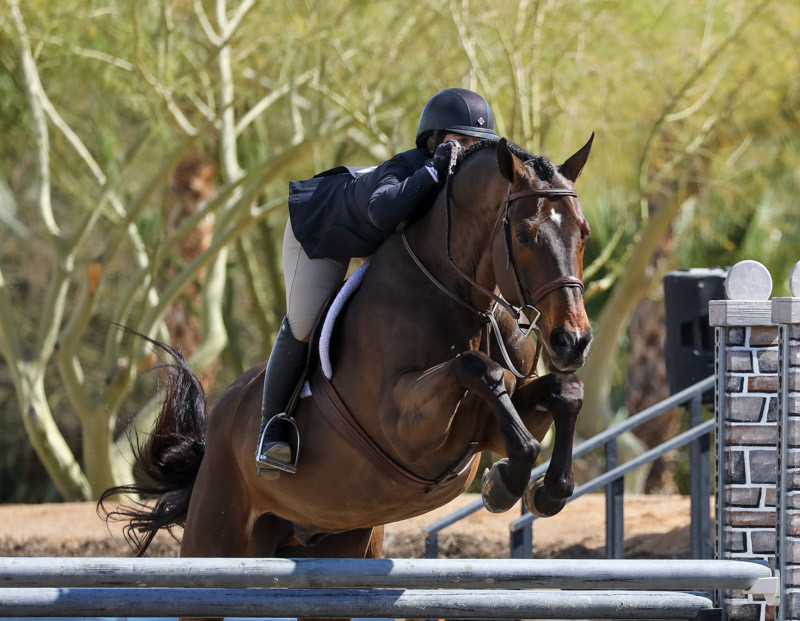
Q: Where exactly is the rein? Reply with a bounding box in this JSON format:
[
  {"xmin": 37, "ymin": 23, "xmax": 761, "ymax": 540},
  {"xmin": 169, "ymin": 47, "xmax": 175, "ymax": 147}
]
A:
[{"xmin": 402, "ymin": 156, "xmax": 584, "ymax": 379}]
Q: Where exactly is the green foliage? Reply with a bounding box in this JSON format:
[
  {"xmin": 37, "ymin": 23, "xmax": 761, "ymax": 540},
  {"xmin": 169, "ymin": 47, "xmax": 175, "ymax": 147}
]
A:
[{"xmin": 0, "ymin": 0, "xmax": 798, "ymax": 501}]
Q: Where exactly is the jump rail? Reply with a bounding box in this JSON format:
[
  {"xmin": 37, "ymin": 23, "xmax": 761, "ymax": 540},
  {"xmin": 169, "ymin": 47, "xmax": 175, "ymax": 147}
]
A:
[
  {"xmin": 0, "ymin": 557, "xmax": 776, "ymax": 620},
  {"xmin": 0, "ymin": 557, "xmax": 773, "ymax": 591},
  {"xmin": 0, "ymin": 557, "xmax": 777, "ymax": 620},
  {"xmin": 0, "ymin": 588, "xmax": 717, "ymax": 619}
]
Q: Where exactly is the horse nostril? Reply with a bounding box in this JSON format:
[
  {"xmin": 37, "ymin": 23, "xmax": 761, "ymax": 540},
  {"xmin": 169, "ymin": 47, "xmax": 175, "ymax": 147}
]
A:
[
  {"xmin": 577, "ymin": 328, "xmax": 594, "ymax": 355},
  {"xmin": 550, "ymin": 328, "xmax": 577, "ymax": 356}
]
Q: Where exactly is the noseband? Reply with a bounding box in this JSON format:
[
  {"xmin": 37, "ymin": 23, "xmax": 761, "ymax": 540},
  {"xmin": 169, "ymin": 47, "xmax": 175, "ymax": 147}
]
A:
[{"xmin": 402, "ymin": 161, "xmax": 584, "ymax": 378}]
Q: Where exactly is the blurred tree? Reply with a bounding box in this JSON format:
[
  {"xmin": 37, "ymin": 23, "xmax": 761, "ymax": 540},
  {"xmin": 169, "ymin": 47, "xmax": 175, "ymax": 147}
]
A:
[
  {"xmin": 1, "ymin": 0, "xmax": 798, "ymax": 501},
  {"xmin": 0, "ymin": 0, "xmax": 429, "ymax": 499},
  {"xmin": 576, "ymin": 0, "xmax": 800, "ymax": 482}
]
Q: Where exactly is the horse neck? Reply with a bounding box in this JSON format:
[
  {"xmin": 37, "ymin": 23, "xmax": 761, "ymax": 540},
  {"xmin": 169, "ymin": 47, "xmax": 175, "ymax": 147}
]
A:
[{"xmin": 406, "ymin": 152, "xmax": 505, "ymax": 311}]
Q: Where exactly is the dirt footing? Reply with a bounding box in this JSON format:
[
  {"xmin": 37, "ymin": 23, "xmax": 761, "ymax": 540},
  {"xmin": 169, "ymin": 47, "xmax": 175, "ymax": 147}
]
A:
[{"xmin": 0, "ymin": 494, "xmax": 696, "ymax": 559}]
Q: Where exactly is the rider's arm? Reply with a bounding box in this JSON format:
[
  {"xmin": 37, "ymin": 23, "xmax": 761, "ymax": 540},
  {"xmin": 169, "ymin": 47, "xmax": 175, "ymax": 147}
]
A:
[{"xmin": 366, "ymin": 163, "xmax": 439, "ymax": 233}]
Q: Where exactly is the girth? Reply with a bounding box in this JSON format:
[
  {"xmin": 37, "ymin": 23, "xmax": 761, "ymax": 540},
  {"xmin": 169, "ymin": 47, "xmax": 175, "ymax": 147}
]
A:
[{"xmin": 310, "ymin": 370, "xmax": 479, "ymax": 493}]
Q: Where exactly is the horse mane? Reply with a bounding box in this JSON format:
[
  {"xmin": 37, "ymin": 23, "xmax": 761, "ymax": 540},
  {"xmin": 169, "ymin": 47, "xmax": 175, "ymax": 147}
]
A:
[{"xmin": 456, "ymin": 138, "xmax": 556, "ymax": 182}]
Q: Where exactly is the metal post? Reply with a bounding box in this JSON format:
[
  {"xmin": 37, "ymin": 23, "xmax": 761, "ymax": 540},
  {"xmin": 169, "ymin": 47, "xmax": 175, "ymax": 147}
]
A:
[
  {"xmin": 690, "ymin": 394, "xmax": 712, "ymax": 559},
  {"xmin": 509, "ymin": 502, "xmax": 533, "ymax": 559},
  {"xmin": 510, "ymin": 525, "xmax": 532, "ymax": 559},
  {"xmin": 714, "ymin": 326, "xmax": 727, "ymax": 615},
  {"xmin": 773, "ymin": 292, "xmax": 800, "ymax": 621},
  {"xmin": 777, "ymin": 324, "xmax": 789, "ymax": 621},
  {"xmin": 424, "ymin": 531, "xmax": 438, "ymax": 559},
  {"xmin": 605, "ymin": 439, "xmax": 624, "ymax": 559}
]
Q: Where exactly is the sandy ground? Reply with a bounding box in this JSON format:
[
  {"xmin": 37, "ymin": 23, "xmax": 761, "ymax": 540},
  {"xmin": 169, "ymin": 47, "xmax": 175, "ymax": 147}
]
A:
[{"xmin": 0, "ymin": 493, "xmax": 698, "ymax": 559}]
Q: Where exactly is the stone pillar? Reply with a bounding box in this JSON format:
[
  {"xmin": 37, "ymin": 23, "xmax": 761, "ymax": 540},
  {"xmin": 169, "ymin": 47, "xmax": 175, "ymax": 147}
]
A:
[
  {"xmin": 773, "ymin": 261, "xmax": 800, "ymax": 621},
  {"xmin": 711, "ymin": 261, "xmax": 777, "ymax": 621}
]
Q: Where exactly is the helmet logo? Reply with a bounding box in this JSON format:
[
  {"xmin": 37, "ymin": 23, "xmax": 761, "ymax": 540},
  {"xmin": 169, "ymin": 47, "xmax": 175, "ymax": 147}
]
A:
[{"xmin": 477, "ymin": 117, "xmax": 485, "ymax": 126}]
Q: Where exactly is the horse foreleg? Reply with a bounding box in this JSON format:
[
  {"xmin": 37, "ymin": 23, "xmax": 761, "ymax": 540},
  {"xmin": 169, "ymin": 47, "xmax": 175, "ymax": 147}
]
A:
[
  {"xmin": 390, "ymin": 351, "xmax": 539, "ymax": 513},
  {"xmin": 511, "ymin": 373, "xmax": 584, "ymax": 517}
]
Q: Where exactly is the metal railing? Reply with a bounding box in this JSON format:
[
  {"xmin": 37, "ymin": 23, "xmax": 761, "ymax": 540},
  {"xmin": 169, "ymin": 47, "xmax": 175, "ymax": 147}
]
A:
[{"xmin": 423, "ymin": 375, "xmax": 715, "ymax": 560}]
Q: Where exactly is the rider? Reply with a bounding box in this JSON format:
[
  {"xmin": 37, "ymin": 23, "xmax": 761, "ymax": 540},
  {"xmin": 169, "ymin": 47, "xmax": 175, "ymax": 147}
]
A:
[{"xmin": 256, "ymin": 88, "xmax": 499, "ymax": 478}]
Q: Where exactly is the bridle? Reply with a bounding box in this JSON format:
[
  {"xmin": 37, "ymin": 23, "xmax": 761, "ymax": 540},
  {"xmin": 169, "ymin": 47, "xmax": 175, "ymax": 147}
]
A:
[
  {"xmin": 497, "ymin": 184, "xmax": 585, "ymax": 335},
  {"xmin": 402, "ymin": 156, "xmax": 584, "ymax": 378}
]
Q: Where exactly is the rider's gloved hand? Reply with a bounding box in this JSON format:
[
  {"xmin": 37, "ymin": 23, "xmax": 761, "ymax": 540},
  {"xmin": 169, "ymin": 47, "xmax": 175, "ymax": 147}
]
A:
[{"xmin": 426, "ymin": 140, "xmax": 459, "ymax": 179}]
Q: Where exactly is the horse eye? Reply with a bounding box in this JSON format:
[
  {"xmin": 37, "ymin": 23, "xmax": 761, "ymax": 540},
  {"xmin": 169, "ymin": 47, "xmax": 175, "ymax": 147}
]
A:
[{"xmin": 516, "ymin": 233, "xmax": 532, "ymax": 247}]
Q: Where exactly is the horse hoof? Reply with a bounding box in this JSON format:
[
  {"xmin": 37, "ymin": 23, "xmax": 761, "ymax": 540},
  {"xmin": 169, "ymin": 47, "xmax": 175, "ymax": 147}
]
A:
[
  {"xmin": 522, "ymin": 474, "xmax": 567, "ymax": 518},
  {"xmin": 481, "ymin": 458, "xmax": 519, "ymax": 514}
]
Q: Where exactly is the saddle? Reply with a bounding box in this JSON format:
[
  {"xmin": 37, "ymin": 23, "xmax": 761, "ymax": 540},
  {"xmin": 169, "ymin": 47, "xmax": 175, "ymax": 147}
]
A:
[{"xmin": 282, "ymin": 263, "xmax": 479, "ymax": 493}]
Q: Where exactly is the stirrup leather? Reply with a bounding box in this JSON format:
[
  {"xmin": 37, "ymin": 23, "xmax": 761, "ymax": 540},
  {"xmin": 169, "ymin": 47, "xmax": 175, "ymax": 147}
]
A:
[{"xmin": 255, "ymin": 413, "xmax": 300, "ymax": 475}]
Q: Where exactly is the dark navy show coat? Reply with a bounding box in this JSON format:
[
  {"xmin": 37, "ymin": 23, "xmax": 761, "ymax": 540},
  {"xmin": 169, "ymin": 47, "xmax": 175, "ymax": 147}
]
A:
[{"xmin": 288, "ymin": 147, "xmax": 439, "ymax": 259}]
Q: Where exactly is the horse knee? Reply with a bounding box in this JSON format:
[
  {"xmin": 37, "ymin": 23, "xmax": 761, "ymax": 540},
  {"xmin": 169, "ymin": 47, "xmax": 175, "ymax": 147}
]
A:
[
  {"xmin": 547, "ymin": 374, "xmax": 584, "ymax": 418},
  {"xmin": 455, "ymin": 351, "xmax": 507, "ymax": 394}
]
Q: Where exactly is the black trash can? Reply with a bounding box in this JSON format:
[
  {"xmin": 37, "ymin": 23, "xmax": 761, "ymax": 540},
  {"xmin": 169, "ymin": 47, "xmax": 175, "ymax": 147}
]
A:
[{"xmin": 663, "ymin": 268, "xmax": 727, "ymax": 402}]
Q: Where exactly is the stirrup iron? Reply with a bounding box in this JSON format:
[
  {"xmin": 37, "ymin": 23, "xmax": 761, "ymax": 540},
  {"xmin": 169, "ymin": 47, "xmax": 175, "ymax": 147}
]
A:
[{"xmin": 255, "ymin": 414, "xmax": 300, "ymax": 476}]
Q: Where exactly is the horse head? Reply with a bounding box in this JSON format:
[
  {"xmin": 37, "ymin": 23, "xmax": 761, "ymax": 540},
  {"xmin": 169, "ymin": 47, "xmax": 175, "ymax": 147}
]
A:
[{"xmin": 491, "ymin": 136, "xmax": 594, "ymax": 373}]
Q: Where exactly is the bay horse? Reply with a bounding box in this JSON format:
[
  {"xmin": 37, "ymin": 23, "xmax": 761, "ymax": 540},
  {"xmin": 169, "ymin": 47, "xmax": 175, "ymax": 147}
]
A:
[{"xmin": 103, "ymin": 135, "xmax": 593, "ymax": 618}]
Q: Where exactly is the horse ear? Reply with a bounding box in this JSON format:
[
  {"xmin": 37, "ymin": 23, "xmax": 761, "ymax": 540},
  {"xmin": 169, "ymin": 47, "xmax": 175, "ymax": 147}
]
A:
[
  {"xmin": 497, "ymin": 137, "xmax": 524, "ymax": 183},
  {"xmin": 560, "ymin": 132, "xmax": 595, "ymax": 183}
]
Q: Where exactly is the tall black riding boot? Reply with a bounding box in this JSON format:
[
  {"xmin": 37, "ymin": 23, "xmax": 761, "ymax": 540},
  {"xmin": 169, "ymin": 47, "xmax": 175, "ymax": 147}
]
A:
[{"xmin": 255, "ymin": 317, "xmax": 309, "ymax": 479}]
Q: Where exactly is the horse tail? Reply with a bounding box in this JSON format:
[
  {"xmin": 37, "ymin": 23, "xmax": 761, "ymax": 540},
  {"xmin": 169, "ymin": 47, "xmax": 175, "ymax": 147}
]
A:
[{"xmin": 99, "ymin": 335, "xmax": 207, "ymax": 556}]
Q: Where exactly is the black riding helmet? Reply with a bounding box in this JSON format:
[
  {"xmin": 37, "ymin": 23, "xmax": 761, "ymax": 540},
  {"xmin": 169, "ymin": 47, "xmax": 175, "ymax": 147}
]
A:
[{"xmin": 415, "ymin": 88, "xmax": 499, "ymax": 150}]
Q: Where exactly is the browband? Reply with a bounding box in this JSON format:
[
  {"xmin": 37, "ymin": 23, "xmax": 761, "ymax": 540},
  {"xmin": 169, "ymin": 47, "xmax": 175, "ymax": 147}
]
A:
[{"xmin": 506, "ymin": 187, "xmax": 578, "ymax": 202}]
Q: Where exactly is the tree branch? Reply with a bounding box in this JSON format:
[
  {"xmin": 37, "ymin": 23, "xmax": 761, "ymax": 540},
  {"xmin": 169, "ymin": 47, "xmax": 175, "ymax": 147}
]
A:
[
  {"xmin": 583, "ymin": 215, "xmax": 629, "ymax": 283},
  {"xmin": 102, "ymin": 129, "xmax": 206, "ymax": 268},
  {"xmin": 140, "ymin": 196, "xmax": 258, "ymax": 333},
  {"xmin": 136, "ymin": 59, "xmax": 199, "ymax": 136},
  {"xmin": 236, "ymin": 234, "xmax": 274, "ymax": 338},
  {"xmin": 40, "ymin": 35, "xmax": 134, "ymax": 71},
  {"xmin": 216, "ymin": 0, "xmax": 243, "ymax": 182},
  {"xmin": 187, "ymin": 249, "xmax": 229, "ymax": 370},
  {"xmin": 8, "ymin": 0, "xmax": 58, "ymax": 237},
  {"xmin": 193, "ymin": 0, "xmax": 221, "ymax": 45},
  {"xmin": 222, "ymin": 0, "xmax": 257, "ymax": 41},
  {"xmin": 0, "ymin": 265, "xmax": 22, "ymax": 369},
  {"xmin": 17, "ymin": 369, "xmax": 92, "ymax": 500},
  {"xmin": 236, "ymin": 70, "xmax": 314, "ymax": 136},
  {"xmin": 56, "ymin": 261, "xmax": 102, "ymax": 424}
]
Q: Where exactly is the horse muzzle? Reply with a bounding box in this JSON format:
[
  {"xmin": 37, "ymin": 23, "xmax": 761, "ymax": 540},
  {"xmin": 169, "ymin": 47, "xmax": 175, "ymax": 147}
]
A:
[{"xmin": 547, "ymin": 327, "xmax": 593, "ymax": 373}]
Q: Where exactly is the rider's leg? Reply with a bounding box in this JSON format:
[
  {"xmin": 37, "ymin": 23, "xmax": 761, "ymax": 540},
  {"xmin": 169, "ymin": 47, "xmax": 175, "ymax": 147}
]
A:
[
  {"xmin": 255, "ymin": 317, "xmax": 308, "ymax": 477},
  {"xmin": 256, "ymin": 220, "xmax": 349, "ymax": 477}
]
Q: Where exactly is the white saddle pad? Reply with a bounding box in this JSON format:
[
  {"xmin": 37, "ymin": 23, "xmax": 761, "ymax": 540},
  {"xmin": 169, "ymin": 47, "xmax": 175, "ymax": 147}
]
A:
[{"xmin": 300, "ymin": 261, "xmax": 369, "ymax": 398}]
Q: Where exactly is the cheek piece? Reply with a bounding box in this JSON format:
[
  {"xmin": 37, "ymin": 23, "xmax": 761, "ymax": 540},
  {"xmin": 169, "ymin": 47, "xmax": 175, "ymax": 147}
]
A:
[{"xmin": 499, "ymin": 184, "xmax": 584, "ymax": 337}]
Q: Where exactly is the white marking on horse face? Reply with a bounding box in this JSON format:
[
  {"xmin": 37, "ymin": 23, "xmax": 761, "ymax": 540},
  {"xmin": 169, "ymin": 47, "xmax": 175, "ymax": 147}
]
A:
[{"xmin": 549, "ymin": 207, "xmax": 562, "ymax": 227}]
